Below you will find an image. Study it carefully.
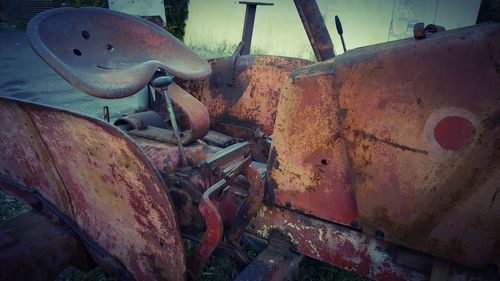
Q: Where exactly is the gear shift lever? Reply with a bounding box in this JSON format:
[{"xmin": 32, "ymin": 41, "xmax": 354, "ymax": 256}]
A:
[{"xmin": 151, "ymin": 75, "xmax": 188, "ymax": 167}]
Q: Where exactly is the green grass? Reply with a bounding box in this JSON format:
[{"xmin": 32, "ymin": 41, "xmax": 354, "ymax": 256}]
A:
[
  {"xmin": 195, "ymin": 255, "xmax": 369, "ymax": 281},
  {"xmin": 188, "ymin": 41, "xmax": 267, "ymax": 60},
  {"xmin": 297, "ymin": 258, "xmax": 371, "ymax": 281},
  {"xmin": 196, "ymin": 256, "xmax": 239, "ymax": 281},
  {"xmin": 187, "ymin": 40, "xmax": 317, "ymax": 61},
  {"xmin": 55, "ymin": 267, "xmax": 118, "ymax": 281}
]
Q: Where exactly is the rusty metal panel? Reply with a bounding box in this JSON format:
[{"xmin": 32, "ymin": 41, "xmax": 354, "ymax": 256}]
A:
[
  {"xmin": 178, "ymin": 55, "xmax": 311, "ymax": 135},
  {"xmin": 250, "ymin": 206, "xmax": 427, "ymax": 281},
  {"xmin": 338, "ymin": 23, "xmax": 500, "ymax": 269},
  {"xmin": 0, "ymin": 101, "xmax": 73, "ymax": 215},
  {"xmin": 267, "ymin": 62, "xmax": 358, "ymax": 226},
  {"xmin": 128, "ymin": 83, "xmax": 210, "ymax": 145},
  {"xmin": 250, "ymin": 205, "xmax": 486, "ymax": 281},
  {"xmin": 27, "ymin": 7, "xmax": 211, "ymax": 99},
  {"xmin": 0, "ymin": 98, "xmax": 185, "ymax": 281},
  {"xmin": 269, "ymin": 23, "xmax": 500, "ymax": 269},
  {"xmin": 133, "ymin": 136, "xmax": 221, "ymax": 175}
]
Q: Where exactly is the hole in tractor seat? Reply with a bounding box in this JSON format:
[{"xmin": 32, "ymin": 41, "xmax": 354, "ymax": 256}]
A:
[
  {"xmin": 321, "ymin": 159, "xmax": 328, "ymax": 165},
  {"xmin": 73, "ymin": 49, "xmax": 82, "ymax": 56},
  {"xmin": 106, "ymin": 44, "xmax": 114, "ymax": 51},
  {"xmin": 81, "ymin": 30, "xmax": 90, "ymax": 39}
]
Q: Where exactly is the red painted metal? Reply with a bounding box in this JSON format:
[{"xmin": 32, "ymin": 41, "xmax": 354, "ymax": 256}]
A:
[
  {"xmin": 128, "ymin": 83, "xmax": 210, "ymax": 145},
  {"xmin": 250, "ymin": 205, "xmax": 487, "ymax": 281},
  {"xmin": 0, "ymin": 98, "xmax": 186, "ymax": 281},
  {"xmin": 227, "ymin": 162, "xmax": 266, "ymax": 246},
  {"xmin": 187, "ymin": 179, "xmax": 225, "ymax": 275},
  {"xmin": 433, "ymin": 116, "xmax": 475, "ymax": 151},
  {"xmin": 135, "ymin": 136, "xmax": 221, "ymax": 175},
  {"xmin": 267, "ymin": 65, "xmax": 359, "ymax": 226},
  {"xmin": 12, "ymin": 4, "xmax": 500, "ymax": 280},
  {"xmin": 268, "ymin": 23, "xmax": 500, "ymax": 271},
  {"xmin": 27, "ymin": 7, "xmax": 211, "ymax": 98},
  {"xmin": 188, "ymin": 157, "xmax": 264, "ymax": 274}
]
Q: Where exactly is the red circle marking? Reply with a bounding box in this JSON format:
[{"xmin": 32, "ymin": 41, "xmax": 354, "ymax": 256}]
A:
[{"xmin": 434, "ymin": 116, "xmax": 475, "ymax": 151}]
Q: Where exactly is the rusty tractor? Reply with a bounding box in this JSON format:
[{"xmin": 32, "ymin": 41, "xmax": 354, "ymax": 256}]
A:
[{"xmin": 0, "ymin": 1, "xmax": 499, "ymax": 281}]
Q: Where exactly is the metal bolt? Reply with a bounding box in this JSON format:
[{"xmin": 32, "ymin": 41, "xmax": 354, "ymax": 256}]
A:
[
  {"xmin": 212, "ymin": 166, "xmax": 221, "ymax": 176},
  {"xmin": 375, "ymin": 230, "xmax": 385, "ymax": 240}
]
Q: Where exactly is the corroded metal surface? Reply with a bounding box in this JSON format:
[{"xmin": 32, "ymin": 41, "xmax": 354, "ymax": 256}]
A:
[
  {"xmin": 268, "ymin": 61, "xmax": 358, "ymax": 226},
  {"xmin": 250, "ymin": 205, "xmax": 486, "ymax": 281},
  {"xmin": 0, "ymin": 98, "xmax": 185, "ymax": 281},
  {"xmin": 134, "ymin": 137, "xmax": 221, "ymax": 175},
  {"xmin": 339, "ymin": 23, "xmax": 500, "ymax": 269},
  {"xmin": 187, "ymin": 179, "xmax": 225, "ymax": 275},
  {"xmin": 27, "ymin": 7, "xmax": 211, "ymax": 98},
  {"xmin": 269, "ymin": 23, "xmax": 500, "ymax": 269},
  {"xmin": 227, "ymin": 162, "xmax": 266, "ymax": 246},
  {"xmin": 178, "ymin": 55, "xmax": 311, "ymax": 135},
  {"xmin": 129, "ymin": 83, "xmax": 210, "ymax": 145},
  {"xmin": 293, "ymin": 0, "xmax": 335, "ymax": 61}
]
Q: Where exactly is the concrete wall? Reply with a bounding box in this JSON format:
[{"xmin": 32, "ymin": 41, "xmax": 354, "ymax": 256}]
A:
[{"xmin": 184, "ymin": 0, "xmax": 481, "ymax": 59}]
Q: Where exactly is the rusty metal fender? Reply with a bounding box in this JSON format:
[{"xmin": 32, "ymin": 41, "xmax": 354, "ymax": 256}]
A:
[{"xmin": 0, "ymin": 97, "xmax": 186, "ymax": 281}]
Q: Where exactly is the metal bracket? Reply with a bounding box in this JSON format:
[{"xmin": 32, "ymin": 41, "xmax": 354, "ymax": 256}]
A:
[
  {"xmin": 235, "ymin": 232, "xmax": 301, "ymax": 281},
  {"xmin": 187, "ymin": 156, "xmax": 253, "ymax": 275},
  {"xmin": 238, "ymin": 1, "xmax": 274, "ymax": 56},
  {"xmin": 229, "ymin": 41, "xmax": 245, "ymax": 86}
]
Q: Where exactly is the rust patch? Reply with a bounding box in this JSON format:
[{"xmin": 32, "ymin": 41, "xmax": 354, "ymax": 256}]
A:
[
  {"xmin": 178, "ymin": 55, "xmax": 311, "ymax": 135},
  {"xmin": 0, "ymin": 98, "xmax": 186, "ymax": 281}
]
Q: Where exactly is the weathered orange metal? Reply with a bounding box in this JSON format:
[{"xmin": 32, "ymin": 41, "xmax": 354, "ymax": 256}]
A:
[
  {"xmin": 268, "ymin": 63, "xmax": 358, "ymax": 226},
  {"xmin": 0, "ymin": 97, "xmax": 186, "ymax": 281},
  {"xmin": 7, "ymin": 4, "xmax": 500, "ymax": 281},
  {"xmin": 178, "ymin": 55, "xmax": 311, "ymax": 136},
  {"xmin": 126, "ymin": 83, "xmax": 210, "ymax": 145},
  {"xmin": 249, "ymin": 205, "xmax": 484, "ymax": 281},
  {"xmin": 27, "ymin": 7, "xmax": 211, "ymax": 98},
  {"xmin": 268, "ymin": 23, "xmax": 500, "ymax": 270}
]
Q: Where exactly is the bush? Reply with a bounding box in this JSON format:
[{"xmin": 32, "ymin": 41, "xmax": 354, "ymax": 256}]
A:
[
  {"xmin": 53, "ymin": 0, "xmax": 108, "ymax": 8},
  {"xmin": 164, "ymin": 0, "xmax": 189, "ymax": 40}
]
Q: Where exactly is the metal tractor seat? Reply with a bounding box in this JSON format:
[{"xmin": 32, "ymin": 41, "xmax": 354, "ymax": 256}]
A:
[{"xmin": 27, "ymin": 7, "xmax": 211, "ymax": 98}]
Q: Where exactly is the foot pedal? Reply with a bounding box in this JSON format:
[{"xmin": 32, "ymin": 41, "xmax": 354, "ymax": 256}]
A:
[{"xmin": 203, "ymin": 130, "xmax": 236, "ymax": 148}]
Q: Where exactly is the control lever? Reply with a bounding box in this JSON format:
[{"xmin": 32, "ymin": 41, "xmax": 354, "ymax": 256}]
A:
[
  {"xmin": 335, "ymin": 15, "xmax": 347, "ymax": 53},
  {"xmin": 151, "ymin": 75, "xmax": 188, "ymax": 167},
  {"xmin": 102, "ymin": 106, "xmax": 110, "ymax": 123}
]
